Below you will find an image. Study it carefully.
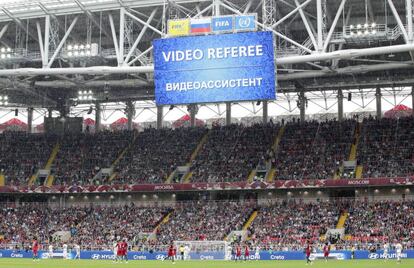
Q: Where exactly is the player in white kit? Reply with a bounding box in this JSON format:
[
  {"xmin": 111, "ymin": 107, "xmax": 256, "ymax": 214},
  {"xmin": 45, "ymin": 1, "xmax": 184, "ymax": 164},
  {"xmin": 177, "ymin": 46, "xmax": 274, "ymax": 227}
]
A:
[
  {"xmin": 48, "ymin": 244, "xmax": 53, "ymax": 259},
  {"xmin": 74, "ymin": 244, "xmax": 81, "ymax": 259},
  {"xmin": 255, "ymin": 246, "xmax": 260, "ymax": 260},
  {"xmin": 113, "ymin": 242, "xmax": 118, "ymax": 262},
  {"xmin": 62, "ymin": 244, "xmax": 68, "ymax": 259},
  {"xmin": 395, "ymin": 243, "xmax": 403, "ymax": 264},
  {"xmin": 383, "ymin": 242, "xmax": 389, "ymax": 261},
  {"xmin": 184, "ymin": 245, "xmax": 190, "ymax": 261}
]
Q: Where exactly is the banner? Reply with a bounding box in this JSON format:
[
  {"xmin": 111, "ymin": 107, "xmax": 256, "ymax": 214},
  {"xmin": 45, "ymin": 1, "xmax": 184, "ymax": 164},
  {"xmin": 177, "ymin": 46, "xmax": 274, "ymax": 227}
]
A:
[
  {"xmin": 0, "ymin": 250, "xmax": 412, "ymax": 261},
  {"xmin": 167, "ymin": 19, "xmax": 190, "ymax": 36},
  {"xmin": 153, "ymin": 31, "xmax": 276, "ymax": 105},
  {"xmin": 212, "ymin": 16, "xmax": 234, "ymax": 32},
  {"xmin": 1, "ymin": 177, "xmax": 413, "ymax": 194},
  {"xmin": 234, "ymin": 15, "xmax": 257, "ymax": 31}
]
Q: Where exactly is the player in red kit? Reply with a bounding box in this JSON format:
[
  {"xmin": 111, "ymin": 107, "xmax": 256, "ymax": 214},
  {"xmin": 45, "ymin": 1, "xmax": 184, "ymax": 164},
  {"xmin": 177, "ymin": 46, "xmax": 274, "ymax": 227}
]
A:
[
  {"xmin": 244, "ymin": 245, "xmax": 250, "ymax": 261},
  {"xmin": 305, "ymin": 243, "xmax": 312, "ymax": 265},
  {"xmin": 236, "ymin": 245, "xmax": 241, "ymax": 261},
  {"xmin": 116, "ymin": 241, "xmax": 123, "ymax": 262},
  {"xmin": 164, "ymin": 244, "xmax": 175, "ymax": 264},
  {"xmin": 32, "ymin": 238, "xmax": 39, "ymax": 261},
  {"xmin": 122, "ymin": 240, "xmax": 128, "ymax": 263},
  {"xmin": 323, "ymin": 243, "xmax": 330, "ymax": 262},
  {"xmin": 173, "ymin": 245, "xmax": 177, "ymax": 261}
]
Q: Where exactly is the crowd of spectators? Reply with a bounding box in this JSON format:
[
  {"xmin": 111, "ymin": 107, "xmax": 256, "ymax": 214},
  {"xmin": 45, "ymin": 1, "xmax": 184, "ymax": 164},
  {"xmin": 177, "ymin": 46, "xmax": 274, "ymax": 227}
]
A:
[
  {"xmin": 272, "ymin": 119, "xmax": 355, "ymax": 180},
  {"xmin": 0, "ymin": 117, "xmax": 413, "ymax": 187},
  {"xmin": 53, "ymin": 131, "xmax": 134, "ymax": 186},
  {"xmin": 115, "ymin": 127, "xmax": 207, "ymax": 184},
  {"xmin": 0, "ymin": 132, "xmax": 58, "ymax": 186},
  {"xmin": 156, "ymin": 200, "xmax": 255, "ymax": 244},
  {"xmin": 191, "ymin": 123, "xmax": 278, "ymax": 182},
  {"xmin": 0, "ymin": 203, "xmax": 169, "ymax": 250},
  {"xmin": 248, "ymin": 200, "xmax": 340, "ymax": 250},
  {"xmin": 358, "ymin": 117, "xmax": 414, "ymax": 178},
  {"xmin": 1, "ymin": 199, "xmax": 414, "ymax": 251},
  {"xmin": 345, "ymin": 200, "xmax": 414, "ymax": 247}
]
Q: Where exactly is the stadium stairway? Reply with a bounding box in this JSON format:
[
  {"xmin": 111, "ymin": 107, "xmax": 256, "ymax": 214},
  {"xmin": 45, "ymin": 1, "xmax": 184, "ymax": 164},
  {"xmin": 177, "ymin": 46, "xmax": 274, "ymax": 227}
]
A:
[
  {"xmin": 242, "ymin": 210, "xmax": 258, "ymax": 231},
  {"xmin": 226, "ymin": 210, "xmax": 258, "ymax": 241},
  {"xmin": 265, "ymin": 125, "xmax": 286, "ymax": 182},
  {"xmin": 29, "ymin": 142, "xmax": 60, "ymax": 186},
  {"xmin": 348, "ymin": 122, "xmax": 361, "ymax": 161},
  {"xmin": 153, "ymin": 211, "xmax": 173, "ymax": 233},
  {"xmin": 265, "ymin": 169, "xmax": 276, "ymax": 182},
  {"xmin": 109, "ymin": 132, "xmax": 139, "ymax": 182},
  {"xmin": 45, "ymin": 175, "xmax": 55, "ymax": 187},
  {"xmin": 247, "ymin": 170, "xmax": 257, "ymax": 183},
  {"xmin": 173, "ymin": 130, "xmax": 210, "ymax": 183},
  {"xmin": 355, "ymin": 165, "xmax": 363, "ymax": 179},
  {"xmin": 349, "ymin": 122, "xmax": 364, "ymax": 179},
  {"xmin": 336, "ymin": 212, "xmax": 349, "ymax": 229},
  {"xmin": 272, "ymin": 125, "xmax": 286, "ymax": 153}
]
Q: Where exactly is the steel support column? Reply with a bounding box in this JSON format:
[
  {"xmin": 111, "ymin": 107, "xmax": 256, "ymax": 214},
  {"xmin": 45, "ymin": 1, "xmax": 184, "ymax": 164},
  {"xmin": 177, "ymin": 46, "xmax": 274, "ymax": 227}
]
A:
[
  {"xmin": 412, "ymin": 86, "xmax": 414, "ymax": 115},
  {"xmin": 376, "ymin": 87, "xmax": 382, "ymax": 119},
  {"xmin": 157, "ymin": 105, "xmax": 163, "ymax": 129},
  {"xmin": 337, "ymin": 89, "xmax": 344, "ymax": 122},
  {"xmin": 44, "ymin": 15, "xmax": 50, "ymax": 68},
  {"xmin": 407, "ymin": 0, "xmax": 413, "ymax": 42},
  {"xmin": 262, "ymin": 100, "xmax": 268, "ymax": 124},
  {"xmin": 95, "ymin": 102, "xmax": 101, "ymax": 132},
  {"xmin": 226, "ymin": 102, "xmax": 231, "ymax": 126},
  {"xmin": 126, "ymin": 101, "xmax": 134, "ymax": 131},
  {"xmin": 299, "ymin": 91, "xmax": 306, "ymax": 122},
  {"xmin": 119, "ymin": 8, "xmax": 126, "ymax": 65},
  {"xmin": 27, "ymin": 107, "xmax": 33, "ymax": 133},
  {"xmin": 316, "ymin": 0, "xmax": 323, "ymax": 50},
  {"xmin": 189, "ymin": 105, "xmax": 197, "ymax": 127}
]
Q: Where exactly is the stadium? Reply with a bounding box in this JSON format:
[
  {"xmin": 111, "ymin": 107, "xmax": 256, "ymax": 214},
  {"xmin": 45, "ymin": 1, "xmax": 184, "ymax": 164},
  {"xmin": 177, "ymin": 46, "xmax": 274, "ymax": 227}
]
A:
[{"xmin": 0, "ymin": 0, "xmax": 413, "ymax": 267}]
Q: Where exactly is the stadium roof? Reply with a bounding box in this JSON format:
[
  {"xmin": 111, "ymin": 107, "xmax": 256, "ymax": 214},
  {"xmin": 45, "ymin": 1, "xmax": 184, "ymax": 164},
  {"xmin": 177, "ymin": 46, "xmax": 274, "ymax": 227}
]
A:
[{"xmin": 0, "ymin": 0, "xmax": 412, "ymax": 121}]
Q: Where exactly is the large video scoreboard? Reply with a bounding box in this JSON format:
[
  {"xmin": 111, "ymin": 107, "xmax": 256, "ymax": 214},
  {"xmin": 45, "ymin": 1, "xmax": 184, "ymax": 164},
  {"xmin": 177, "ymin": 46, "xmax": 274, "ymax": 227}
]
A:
[{"xmin": 153, "ymin": 16, "xmax": 276, "ymax": 105}]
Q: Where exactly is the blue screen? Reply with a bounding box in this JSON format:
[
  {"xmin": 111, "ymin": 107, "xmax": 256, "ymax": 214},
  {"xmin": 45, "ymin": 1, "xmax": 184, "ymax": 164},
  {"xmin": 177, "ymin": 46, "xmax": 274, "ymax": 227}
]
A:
[{"xmin": 153, "ymin": 31, "xmax": 276, "ymax": 105}]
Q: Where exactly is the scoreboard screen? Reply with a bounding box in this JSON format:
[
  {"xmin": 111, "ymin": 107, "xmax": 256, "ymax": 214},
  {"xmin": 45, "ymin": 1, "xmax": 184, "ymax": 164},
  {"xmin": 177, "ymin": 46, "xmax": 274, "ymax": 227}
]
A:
[{"xmin": 153, "ymin": 31, "xmax": 276, "ymax": 105}]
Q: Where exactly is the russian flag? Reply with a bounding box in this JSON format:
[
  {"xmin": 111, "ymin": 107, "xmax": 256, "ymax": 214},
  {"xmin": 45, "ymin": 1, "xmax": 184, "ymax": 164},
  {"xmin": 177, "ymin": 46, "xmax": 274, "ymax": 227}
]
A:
[{"xmin": 190, "ymin": 18, "xmax": 211, "ymax": 34}]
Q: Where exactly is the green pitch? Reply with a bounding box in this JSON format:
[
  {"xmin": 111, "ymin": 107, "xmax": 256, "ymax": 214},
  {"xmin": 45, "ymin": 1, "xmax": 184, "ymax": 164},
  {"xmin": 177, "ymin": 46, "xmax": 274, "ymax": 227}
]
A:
[{"xmin": 0, "ymin": 259, "xmax": 412, "ymax": 268}]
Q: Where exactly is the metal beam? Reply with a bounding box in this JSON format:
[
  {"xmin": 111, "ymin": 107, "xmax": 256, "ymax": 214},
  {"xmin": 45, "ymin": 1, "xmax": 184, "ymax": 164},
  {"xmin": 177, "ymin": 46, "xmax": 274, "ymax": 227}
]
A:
[
  {"xmin": 0, "ymin": 23, "xmax": 9, "ymax": 41},
  {"xmin": 316, "ymin": 0, "xmax": 323, "ymax": 50},
  {"xmin": 1, "ymin": 8, "xmax": 39, "ymax": 42},
  {"xmin": 108, "ymin": 13, "xmax": 120, "ymax": 64},
  {"xmin": 367, "ymin": 0, "xmax": 376, "ymax": 22},
  {"xmin": 47, "ymin": 16, "xmax": 78, "ymax": 68},
  {"xmin": 127, "ymin": 46, "xmax": 153, "ymax": 66},
  {"xmin": 124, "ymin": 10, "xmax": 165, "ymax": 37},
  {"xmin": 35, "ymin": 79, "xmax": 149, "ymax": 88},
  {"xmin": 407, "ymin": 0, "xmax": 413, "ymax": 42},
  {"xmin": 0, "ymin": 66, "xmax": 154, "ymax": 76},
  {"xmin": 278, "ymin": 61, "xmax": 414, "ymax": 80},
  {"xmin": 387, "ymin": 0, "xmax": 409, "ymax": 43},
  {"xmin": 277, "ymin": 43, "xmax": 414, "ymax": 65},
  {"xmin": 119, "ymin": 8, "xmax": 125, "ymax": 65},
  {"xmin": 295, "ymin": 0, "xmax": 317, "ymax": 50},
  {"xmin": 44, "ymin": 15, "xmax": 50, "ymax": 67},
  {"xmin": 271, "ymin": 0, "xmax": 313, "ymax": 29},
  {"xmin": 243, "ymin": 0, "xmax": 253, "ymax": 14},
  {"xmin": 323, "ymin": 0, "xmax": 346, "ymax": 52},
  {"xmin": 219, "ymin": 2, "xmax": 312, "ymax": 53},
  {"xmin": 124, "ymin": 8, "xmax": 157, "ymax": 65},
  {"xmin": 279, "ymin": 0, "xmax": 317, "ymax": 20},
  {"xmin": 73, "ymin": 0, "xmax": 112, "ymax": 38},
  {"xmin": 36, "ymin": 21, "xmax": 46, "ymax": 66}
]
